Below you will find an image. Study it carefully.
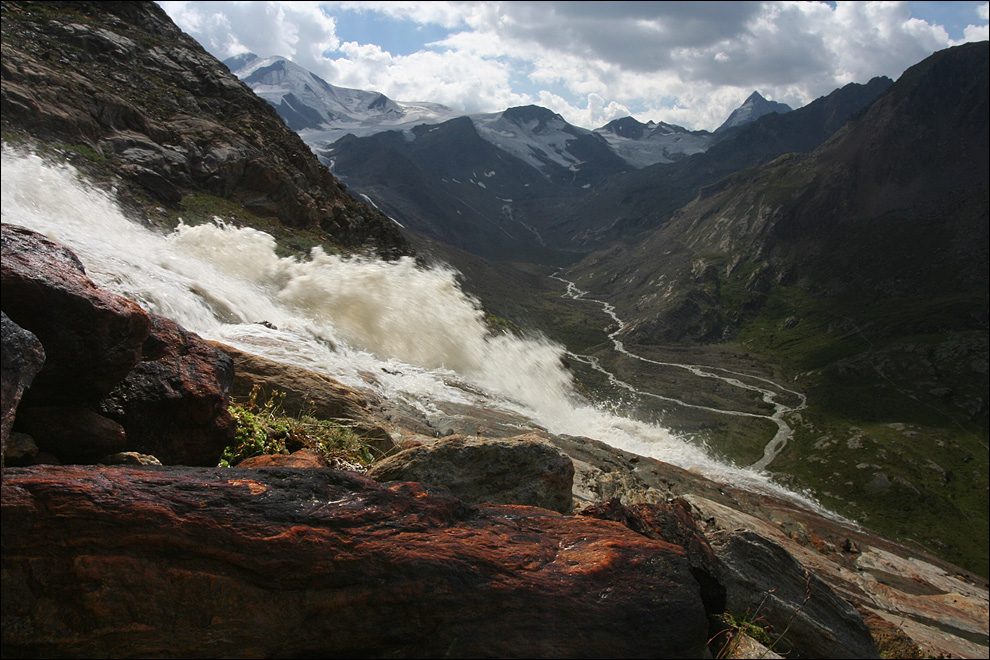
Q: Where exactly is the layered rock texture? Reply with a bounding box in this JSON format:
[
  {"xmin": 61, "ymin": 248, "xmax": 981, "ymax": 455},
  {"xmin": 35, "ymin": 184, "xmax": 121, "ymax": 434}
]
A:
[{"xmin": 2, "ymin": 466, "xmax": 712, "ymax": 659}]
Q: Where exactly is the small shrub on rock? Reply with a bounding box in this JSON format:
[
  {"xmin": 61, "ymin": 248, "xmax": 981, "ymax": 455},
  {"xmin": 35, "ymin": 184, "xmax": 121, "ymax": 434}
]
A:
[{"xmin": 221, "ymin": 386, "xmax": 371, "ymax": 468}]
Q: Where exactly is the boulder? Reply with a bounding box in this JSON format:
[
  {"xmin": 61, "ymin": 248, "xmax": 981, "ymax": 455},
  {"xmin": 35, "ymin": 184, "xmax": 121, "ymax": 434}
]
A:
[
  {"xmin": 99, "ymin": 314, "xmax": 234, "ymax": 466},
  {"xmin": 2, "ymin": 465, "xmax": 711, "ymax": 658},
  {"xmin": 3, "ymin": 432, "xmax": 39, "ymax": 466},
  {"xmin": 708, "ymin": 529, "xmax": 879, "ymax": 659},
  {"xmin": 1, "ymin": 224, "xmax": 150, "ymax": 405},
  {"xmin": 1, "ymin": 311, "xmax": 45, "ymax": 458},
  {"xmin": 99, "ymin": 451, "xmax": 163, "ymax": 467},
  {"xmin": 367, "ymin": 433, "xmax": 576, "ymax": 514}
]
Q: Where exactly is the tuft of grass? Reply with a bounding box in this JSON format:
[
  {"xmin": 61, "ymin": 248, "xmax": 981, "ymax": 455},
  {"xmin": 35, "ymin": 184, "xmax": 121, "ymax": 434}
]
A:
[{"xmin": 221, "ymin": 386, "xmax": 374, "ymax": 468}]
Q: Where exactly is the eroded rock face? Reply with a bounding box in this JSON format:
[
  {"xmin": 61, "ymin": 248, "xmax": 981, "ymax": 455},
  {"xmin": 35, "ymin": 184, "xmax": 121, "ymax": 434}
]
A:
[
  {"xmin": 1, "ymin": 465, "xmax": 711, "ymax": 659},
  {"xmin": 1, "ymin": 223, "xmax": 151, "ymax": 404},
  {"xmin": 99, "ymin": 314, "xmax": 234, "ymax": 466},
  {"xmin": 367, "ymin": 433, "xmax": 576, "ymax": 514}
]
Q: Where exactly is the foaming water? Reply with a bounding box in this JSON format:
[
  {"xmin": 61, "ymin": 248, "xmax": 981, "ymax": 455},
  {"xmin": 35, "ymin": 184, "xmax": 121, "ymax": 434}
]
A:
[{"xmin": 1, "ymin": 146, "xmax": 828, "ymax": 510}]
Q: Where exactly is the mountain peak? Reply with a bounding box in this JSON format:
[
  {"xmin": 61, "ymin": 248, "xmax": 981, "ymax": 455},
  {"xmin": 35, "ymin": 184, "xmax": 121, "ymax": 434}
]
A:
[
  {"xmin": 716, "ymin": 91, "xmax": 792, "ymax": 133},
  {"xmin": 599, "ymin": 116, "xmax": 649, "ymax": 139},
  {"xmin": 501, "ymin": 105, "xmax": 565, "ymax": 126}
]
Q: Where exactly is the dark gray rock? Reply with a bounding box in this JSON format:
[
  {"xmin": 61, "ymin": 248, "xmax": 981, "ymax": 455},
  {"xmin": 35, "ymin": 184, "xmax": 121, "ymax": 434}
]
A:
[
  {"xmin": 1, "ymin": 311, "xmax": 45, "ymax": 459},
  {"xmin": 367, "ymin": 433, "xmax": 575, "ymax": 514},
  {"xmin": 708, "ymin": 529, "xmax": 880, "ymax": 659},
  {"xmin": 15, "ymin": 405, "xmax": 127, "ymax": 462}
]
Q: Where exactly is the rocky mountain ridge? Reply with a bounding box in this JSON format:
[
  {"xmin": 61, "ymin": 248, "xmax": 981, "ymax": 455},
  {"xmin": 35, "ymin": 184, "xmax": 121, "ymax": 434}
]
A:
[
  {"xmin": 223, "ymin": 53, "xmax": 458, "ymax": 138},
  {"xmin": 714, "ymin": 91, "xmax": 793, "ymax": 134},
  {"xmin": 307, "ymin": 75, "xmax": 890, "ymax": 261},
  {"xmin": 228, "ymin": 52, "xmax": 887, "ymax": 263},
  {"xmin": 227, "ymin": 51, "xmax": 777, "ymax": 170}
]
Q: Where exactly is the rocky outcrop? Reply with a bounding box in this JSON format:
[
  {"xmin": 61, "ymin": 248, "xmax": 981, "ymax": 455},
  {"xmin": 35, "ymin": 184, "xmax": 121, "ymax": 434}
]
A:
[
  {"xmin": 1, "ymin": 465, "xmax": 712, "ymax": 659},
  {"xmin": 1, "ymin": 225, "xmax": 233, "ymax": 466},
  {"xmin": 0, "ymin": 1, "xmax": 409, "ymax": 257},
  {"xmin": 99, "ymin": 313, "xmax": 234, "ymax": 466},
  {"xmin": 367, "ymin": 433, "xmax": 576, "ymax": 514},
  {"xmin": 709, "ymin": 529, "xmax": 879, "ymax": 659},
  {"xmin": 1, "ymin": 223, "xmax": 151, "ymax": 404}
]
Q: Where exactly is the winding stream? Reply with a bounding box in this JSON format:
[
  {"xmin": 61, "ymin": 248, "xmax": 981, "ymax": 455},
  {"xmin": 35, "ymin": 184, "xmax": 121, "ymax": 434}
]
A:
[{"xmin": 551, "ymin": 274, "xmax": 807, "ymax": 470}]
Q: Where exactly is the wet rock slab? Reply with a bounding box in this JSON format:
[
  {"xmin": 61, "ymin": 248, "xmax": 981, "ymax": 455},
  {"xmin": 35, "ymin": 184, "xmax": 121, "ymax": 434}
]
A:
[{"xmin": 2, "ymin": 465, "xmax": 711, "ymax": 659}]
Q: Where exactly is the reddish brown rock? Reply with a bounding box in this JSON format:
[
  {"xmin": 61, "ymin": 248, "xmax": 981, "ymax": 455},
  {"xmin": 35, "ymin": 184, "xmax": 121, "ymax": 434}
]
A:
[
  {"xmin": 236, "ymin": 448, "xmax": 329, "ymax": 468},
  {"xmin": 1, "ymin": 224, "xmax": 150, "ymax": 404},
  {"xmin": 1, "ymin": 465, "xmax": 711, "ymax": 659},
  {"xmin": 580, "ymin": 497, "xmax": 726, "ymax": 616},
  {"xmin": 99, "ymin": 314, "xmax": 234, "ymax": 466}
]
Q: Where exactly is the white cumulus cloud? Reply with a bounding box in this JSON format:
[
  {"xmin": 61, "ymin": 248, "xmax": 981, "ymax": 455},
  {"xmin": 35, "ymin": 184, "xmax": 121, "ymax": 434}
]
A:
[{"xmin": 159, "ymin": 1, "xmax": 988, "ymax": 130}]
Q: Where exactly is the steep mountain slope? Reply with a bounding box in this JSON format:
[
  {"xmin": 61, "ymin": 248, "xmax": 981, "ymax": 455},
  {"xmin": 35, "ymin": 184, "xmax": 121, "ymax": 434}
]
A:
[
  {"xmin": 565, "ymin": 42, "xmax": 989, "ymax": 571},
  {"xmin": 713, "ymin": 91, "xmax": 792, "ymax": 135},
  {"xmin": 1, "ymin": 1, "xmax": 407, "ymax": 257},
  {"xmin": 575, "ymin": 42, "xmax": 986, "ymax": 345},
  {"xmin": 321, "ymin": 108, "xmax": 630, "ymax": 262},
  {"xmin": 546, "ymin": 76, "xmax": 894, "ymax": 247}
]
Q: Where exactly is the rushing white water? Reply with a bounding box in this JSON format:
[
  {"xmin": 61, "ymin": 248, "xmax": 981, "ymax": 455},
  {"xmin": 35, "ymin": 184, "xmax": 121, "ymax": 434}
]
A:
[{"xmin": 1, "ymin": 146, "xmax": 824, "ymax": 509}]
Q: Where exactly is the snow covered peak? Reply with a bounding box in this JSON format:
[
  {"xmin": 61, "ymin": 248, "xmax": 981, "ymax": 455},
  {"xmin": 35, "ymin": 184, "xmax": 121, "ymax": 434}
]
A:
[
  {"xmin": 224, "ymin": 53, "xmax": 457, "ymax": 137},
  {"xmin": 593, "ymin": 117, "xmax": 712, "ymax": 168},
  {"xmin": 470, "ymin": 107, "xmax": 593, "ymax": 174}
]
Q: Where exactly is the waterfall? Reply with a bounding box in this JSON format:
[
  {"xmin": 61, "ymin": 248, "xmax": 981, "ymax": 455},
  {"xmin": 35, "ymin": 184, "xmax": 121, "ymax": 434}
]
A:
[{"xmin": 1, "ymin": 145, "xmax": 826, "ymax": 508}]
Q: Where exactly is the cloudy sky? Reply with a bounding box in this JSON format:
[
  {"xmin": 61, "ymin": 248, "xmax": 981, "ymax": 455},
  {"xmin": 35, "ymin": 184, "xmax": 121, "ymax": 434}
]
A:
[{"xmin": 158, "ymin": 1, "xmax": 989, "ymax": 131}]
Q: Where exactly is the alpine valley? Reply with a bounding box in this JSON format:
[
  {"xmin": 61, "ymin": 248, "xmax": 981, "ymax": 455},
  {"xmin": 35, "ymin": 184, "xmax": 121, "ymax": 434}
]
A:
[
  {"xmin": 1, "ymin": 2, "xmax": 988, "ymax": 659},
  {"xmin": 228, "ymin": 43, "xmax": 989, "ymax": 576}
]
